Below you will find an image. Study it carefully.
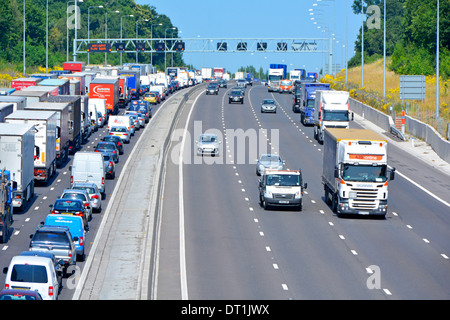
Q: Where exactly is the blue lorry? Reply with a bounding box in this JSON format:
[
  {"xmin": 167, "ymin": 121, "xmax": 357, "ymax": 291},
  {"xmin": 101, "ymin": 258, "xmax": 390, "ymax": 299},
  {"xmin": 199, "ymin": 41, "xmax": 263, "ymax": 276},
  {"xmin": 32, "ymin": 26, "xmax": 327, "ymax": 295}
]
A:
[{"xmin": 299, "ymin": 83, "xmax": 330, "ymax": 126}]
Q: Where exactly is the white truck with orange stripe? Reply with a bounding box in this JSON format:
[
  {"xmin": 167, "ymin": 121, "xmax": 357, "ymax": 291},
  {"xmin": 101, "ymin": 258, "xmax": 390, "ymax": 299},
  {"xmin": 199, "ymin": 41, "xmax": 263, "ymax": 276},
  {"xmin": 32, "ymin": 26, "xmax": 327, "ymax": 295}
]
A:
[{"xmin": 322, "ymin": 128, "xmax": 395, "ymax": 217}]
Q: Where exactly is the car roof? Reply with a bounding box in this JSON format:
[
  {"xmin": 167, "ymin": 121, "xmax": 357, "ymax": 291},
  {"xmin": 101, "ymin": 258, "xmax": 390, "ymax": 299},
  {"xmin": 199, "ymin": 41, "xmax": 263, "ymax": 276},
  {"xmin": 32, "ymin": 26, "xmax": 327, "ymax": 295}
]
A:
[
  {"xmin": 62, "ymin": 188, "xmax": 88, "ymax": 195},
  {"xmin": 37, "ymin": 225, "xmax": 70, "ymax": 233},
  {"xmin": 72, "ymin": 182, "xmax": 97, "ymax": 188},
  {"xmin": 55, "ymin": 198, "xmax": 84, "ymax": 204},
  {"xmin": 10, "ymin": 255, "xmax": 54, "ymax": 266}
]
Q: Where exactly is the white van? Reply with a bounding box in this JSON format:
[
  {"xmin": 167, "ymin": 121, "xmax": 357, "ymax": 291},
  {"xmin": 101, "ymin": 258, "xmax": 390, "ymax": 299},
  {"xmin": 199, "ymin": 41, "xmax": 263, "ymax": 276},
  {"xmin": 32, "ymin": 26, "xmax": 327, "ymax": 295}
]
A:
[
  {"xmin": 108, "ymin": 115, "xmax": 135, "ymax": 136},
  {"xmin": 71, "ymin": 151, "xmax": 106, "ymax": 198},
  {"xmin": 3, "ymin": 255, "xmax": 61, "ymax": 300},
  {"xmin": 89, "ymin": 98, "xmax": 107, "ymax": 127}
]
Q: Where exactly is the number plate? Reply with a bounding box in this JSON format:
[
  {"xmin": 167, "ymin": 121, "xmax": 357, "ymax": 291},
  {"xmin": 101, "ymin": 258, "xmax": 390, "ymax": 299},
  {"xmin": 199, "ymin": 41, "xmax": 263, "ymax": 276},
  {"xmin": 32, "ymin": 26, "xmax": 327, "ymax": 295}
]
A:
[{"xmin": 278, "ymin": 200, "xmax": 289, "ymax": 204}]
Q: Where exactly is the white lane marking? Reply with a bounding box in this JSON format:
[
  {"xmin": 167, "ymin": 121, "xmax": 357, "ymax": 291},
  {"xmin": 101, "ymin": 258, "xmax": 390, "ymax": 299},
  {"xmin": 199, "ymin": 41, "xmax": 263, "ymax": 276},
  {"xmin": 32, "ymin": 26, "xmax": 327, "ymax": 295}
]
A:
[
  {"xmin": 394, "ymin": 169, "xmax": 450, "ymax": 208},
  {"xmin": 383, "ymin": 288, "xmax": 392, "ymax": 295},
  {"xmin": 282, "ymin": 284, "xmax": 289, "ymax": 291}
]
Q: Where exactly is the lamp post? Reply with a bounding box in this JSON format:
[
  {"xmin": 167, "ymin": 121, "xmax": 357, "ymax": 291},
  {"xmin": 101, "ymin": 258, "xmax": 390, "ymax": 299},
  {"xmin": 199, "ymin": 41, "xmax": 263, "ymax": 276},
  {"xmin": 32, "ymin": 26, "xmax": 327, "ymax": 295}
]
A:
[
  {"xmin": 23, "ymin": 0, "xmax": 25, "ymax": 75},
  {"xmin": 88, "ymin": 5, "xmax": 104, "ymax": 65},
  {"xmin": 436, "ymin": 0, "xmax": 440, "ymax": 119},
  {"xmin": 151, "ymin": 23, "xmax": 163, "ymax": 66},
  {"xmin": 164, "ymin": 27, "xmax": 176, "ymax": 72},
  {"xmin": 105, "ymin": 10, "xmax": 120, "ymax": 65},
  {"xmin": 120, "ymin": 14, "xmax": 134, "ymax": 65},
  {"xmin": 135, "ymin": 19, "xmax": 149, "ymax": 63},
  {"xmin": 66, "ymin": 0, "xmax": 83, "ymax": 62}
]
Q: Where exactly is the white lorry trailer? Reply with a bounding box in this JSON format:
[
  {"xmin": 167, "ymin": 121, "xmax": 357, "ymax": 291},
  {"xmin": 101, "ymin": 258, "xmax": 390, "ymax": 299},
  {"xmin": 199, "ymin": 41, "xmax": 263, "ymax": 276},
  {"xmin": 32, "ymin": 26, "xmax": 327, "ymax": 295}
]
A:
[
  {"xmin": 0, "ymin": 123, "xmax": 36, "ymax": 210},
  {"xmin": 313, "ymin": 90, "xmax": 351, "ymax": 144},
  {"xmin": 5, "ymin": 110, "xmax": 58, "ymax": 186},
  {"xmin": 322, "ymin": 128, "xmax": 395, "ymax": 217}
]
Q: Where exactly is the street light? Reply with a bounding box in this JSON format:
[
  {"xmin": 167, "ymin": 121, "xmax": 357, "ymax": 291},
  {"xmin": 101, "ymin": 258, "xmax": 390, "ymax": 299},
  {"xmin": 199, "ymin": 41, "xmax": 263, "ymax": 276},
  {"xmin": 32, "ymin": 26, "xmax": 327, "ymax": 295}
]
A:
[
  {"xmin": 105, "ymin": 10, "xmax": 120, "ymax": 65},
  {"xmin": 165, "ymin": 27, "xmax": 176, "ymax": 71},
  {"xmin": 120, "ymin": 14, "xmax": 134, "ymax": 65},
  {"xmin": 88, "ymin": 5, "xmax": 104, "ymax": 65},
  {"xmin": 135, "ymin": 19, "xmax": 149, "ymax": 63},
  {"xmin": 151, "ymin": 23, "xmax": 163, "ymax": 65},
  {"xmin": 66, "ymin": 0, "xmax": 83, "ymax": 62},
  {"xmin": 23, "ymin": 0, "xmax": 25, "ymax": 75}
]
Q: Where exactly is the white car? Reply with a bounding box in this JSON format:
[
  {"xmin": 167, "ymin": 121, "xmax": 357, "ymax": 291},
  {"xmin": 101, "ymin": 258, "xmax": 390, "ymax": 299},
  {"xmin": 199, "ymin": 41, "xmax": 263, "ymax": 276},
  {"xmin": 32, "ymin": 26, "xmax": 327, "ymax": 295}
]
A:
[
  {"xmin": 196, "ymin": 133, "xmax": 221, "ymax": 156},
  {"xmin": 3, "ymin": 255, "xmax": 62, "ymax": 300},
  {"xmin": 256, "ymin": 154, "xmax": 285, "ymax": 175}
]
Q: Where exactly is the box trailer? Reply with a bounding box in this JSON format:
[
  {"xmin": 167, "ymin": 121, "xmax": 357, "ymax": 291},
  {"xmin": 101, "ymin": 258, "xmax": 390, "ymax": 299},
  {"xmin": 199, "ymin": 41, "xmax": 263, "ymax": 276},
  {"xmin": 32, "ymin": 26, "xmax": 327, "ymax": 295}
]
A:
[
  {"xmin": 89, "ymin": 79, "xmax": 119, "ymax": 115},
  {"xmin": 0, "ymin": 122, "xmax": 36, "ymax": 210},
  {"xmin": 38, "ymin": 78, "xmax": 71, "ymax": 95},
  {"xmin": 10, "ymin": 78, "xmax": 42, "ymax": 91},
  {"xmin": 24, "ymin": 102, "xmax": 70, "ymax": 167},
  {"xmin": 63, "ymin": 61, "xmax": 85, "ymax": 73}
]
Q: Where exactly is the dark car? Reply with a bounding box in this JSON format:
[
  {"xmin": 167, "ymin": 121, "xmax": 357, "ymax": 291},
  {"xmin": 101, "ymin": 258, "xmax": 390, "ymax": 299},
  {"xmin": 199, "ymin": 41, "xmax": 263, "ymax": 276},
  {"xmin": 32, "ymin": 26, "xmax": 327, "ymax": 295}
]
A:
[
  {"xmin": 0, "ymin": 289, "xmax": 43, "ymax": 300},
  {"xmin": 50, "ymin": 198, "xmax": 89, "ymax": 230},
  {"xmin": 95, "ymin": 141, "xmax": 119, "ymax": 163},
  {"xmin": 103, "ymin": 135, "xmax": 124, "ymax": 155},
  {"xmin": 102, "ymin": 152, "xmax": 116, "ymax": 179},
  {"xmin": 228, "ymin": 90, "xmax": 244, "ymax": 104},
  {"xmin": 206, "ymin": 83, "xmax": 219, "ymax": 95},
  {"xmin": 218, "ymin": 79, "xmax": 227, "ymax": 88}
]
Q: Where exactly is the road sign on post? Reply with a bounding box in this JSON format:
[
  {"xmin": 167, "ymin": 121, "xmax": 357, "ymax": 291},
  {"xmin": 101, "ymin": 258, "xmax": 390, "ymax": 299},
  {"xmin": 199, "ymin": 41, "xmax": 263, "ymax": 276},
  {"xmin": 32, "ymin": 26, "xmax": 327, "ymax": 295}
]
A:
[{"xmin": 400, "ymin": 75, "xmax": 426, "ymax": 101}]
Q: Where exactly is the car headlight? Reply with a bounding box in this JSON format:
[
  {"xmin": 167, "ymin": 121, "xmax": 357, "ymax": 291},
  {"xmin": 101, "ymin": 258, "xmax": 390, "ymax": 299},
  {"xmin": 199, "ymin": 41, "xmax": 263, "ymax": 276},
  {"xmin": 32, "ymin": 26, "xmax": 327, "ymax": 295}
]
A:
[
  {"xmin": 295, "ymin": 191, "xmax": 302, "ymax": 199},
  {"xmin": 264, "ymin": 190, "xmax": 273, "ymax": 198}
]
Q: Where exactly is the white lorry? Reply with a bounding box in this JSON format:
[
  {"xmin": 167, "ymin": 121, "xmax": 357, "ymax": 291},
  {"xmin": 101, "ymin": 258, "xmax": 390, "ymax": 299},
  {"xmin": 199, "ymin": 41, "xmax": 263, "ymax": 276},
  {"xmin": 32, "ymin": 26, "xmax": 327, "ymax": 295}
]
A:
[
  {"xmin": 322, "ymin": 128, "xmax": 395, "ymax": 217},
  {"xmin": 313, "ymin": 90, "xmax": 351, "ymax": 144},
  {"xmin": 5, "ymin": 110, "xmax": 58, "ymax": 186},
  {"xmin": 0, "ymin": 122, "xmax": 36, "ymax": 210},
  {"xmin": 258, "ymin": 169, "xmax": 307, "ymax": 211}
]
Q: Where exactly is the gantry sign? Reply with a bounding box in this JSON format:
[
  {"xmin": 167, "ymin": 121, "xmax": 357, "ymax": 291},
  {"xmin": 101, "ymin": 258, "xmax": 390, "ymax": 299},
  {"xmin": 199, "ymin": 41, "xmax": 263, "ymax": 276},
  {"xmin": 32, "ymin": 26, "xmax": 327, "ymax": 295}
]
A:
[
  {"xmin": 74, "ymin": 37, "xmax": 334, "ymax": 72},
  {"xmin": 75, "ymin": 37, "xmax": 330, "ymax": 54}
]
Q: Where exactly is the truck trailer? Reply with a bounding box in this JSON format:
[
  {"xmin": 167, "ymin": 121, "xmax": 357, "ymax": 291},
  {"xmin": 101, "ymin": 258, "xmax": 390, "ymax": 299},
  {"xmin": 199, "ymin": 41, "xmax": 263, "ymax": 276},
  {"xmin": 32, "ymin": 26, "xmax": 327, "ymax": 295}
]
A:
[
  {"xmin": 5, "ymin": 111, "xmax": 57, "ymax": 185},
  {"xmin": 0, "ymin": 169, "xmax": 14, "ymax": 243},
  {"xmin": 24, "ymin": 102, "xmax": 70, "ymax": 167},
  {"xmin": 299, "ymin": 83, "xmax": 330, "ymax": 125},
  {"xmin": 322, "ymin": 128, "xmax": 395, "ymax": 217},
  {"xmin": 0, "ymin": 122, "xmax": 36, "ymax": 210},
  {"xmin": 89, "ymin": 79, "xmax": 119, "ymax": 115},
  {"xmin": 313, "ymin": 90, "xmax": 350, "ymax": 144}
]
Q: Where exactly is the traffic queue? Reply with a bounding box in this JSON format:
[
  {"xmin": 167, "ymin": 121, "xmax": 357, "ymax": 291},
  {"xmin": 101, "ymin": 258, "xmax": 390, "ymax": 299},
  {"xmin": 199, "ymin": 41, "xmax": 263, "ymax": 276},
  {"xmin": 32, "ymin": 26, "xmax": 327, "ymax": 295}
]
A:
[{"xmin": 0, "ymin": 62, "xmax": 195, "ymax": 300}]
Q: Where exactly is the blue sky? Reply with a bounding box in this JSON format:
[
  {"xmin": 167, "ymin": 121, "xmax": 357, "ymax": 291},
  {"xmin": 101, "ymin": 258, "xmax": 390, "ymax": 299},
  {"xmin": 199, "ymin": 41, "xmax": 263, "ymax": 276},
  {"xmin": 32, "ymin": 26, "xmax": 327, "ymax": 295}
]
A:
[{"xmin": 136, "ymin": 0, "xmax": 363, "ymax": 75}]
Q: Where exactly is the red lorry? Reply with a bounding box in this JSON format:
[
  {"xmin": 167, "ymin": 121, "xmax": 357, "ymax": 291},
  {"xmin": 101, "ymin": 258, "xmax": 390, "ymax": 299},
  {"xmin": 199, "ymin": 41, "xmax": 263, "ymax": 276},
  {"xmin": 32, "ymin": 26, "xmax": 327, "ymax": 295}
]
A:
[
  {"xmin": 63, "ymin": 61, "xmax": 85, "ymax": 73},
  {"xmin": 89, "ymin": 79, "xmax": 119, "ymax": 114},
  {"xmin": 11, "ymin": 78, "xmax": 42, "ymax": 90}
]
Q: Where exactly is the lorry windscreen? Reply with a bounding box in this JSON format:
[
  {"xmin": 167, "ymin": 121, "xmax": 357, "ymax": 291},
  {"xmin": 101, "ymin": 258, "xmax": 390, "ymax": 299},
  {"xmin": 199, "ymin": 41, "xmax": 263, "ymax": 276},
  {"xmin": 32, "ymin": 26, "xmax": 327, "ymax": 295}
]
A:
[
  {"xmin": 342, "ymin": 164, "xmax": 387, "ymax": 182},
  {"xmin": 307, "ymin": 100, "xmax": 315, "ymax": 107},
  {"xmin": 323, "ymin": 110, "xmax": 349, "ymax": 121},
  {"xmin": 266, "ymin": 174, "xmax": 300, "ymax": 186}
]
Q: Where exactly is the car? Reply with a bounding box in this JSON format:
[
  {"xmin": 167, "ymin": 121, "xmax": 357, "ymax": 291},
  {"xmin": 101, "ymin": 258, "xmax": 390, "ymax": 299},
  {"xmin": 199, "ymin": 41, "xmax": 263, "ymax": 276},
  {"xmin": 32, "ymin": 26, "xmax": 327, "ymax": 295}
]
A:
[
  {"xmin": 150, "ymin": 91, "xmax": 161, "ymax": 103},
  {"xmin": 102, "ymin": 152, "xmax": 116, "ymax": 179},
  {"xmin": 245, "ymin": 78, "xmax": 253, "ymax": 86},
  {"xmin": 256, "ymin": 154, "xmax": 285, "ymax": 176},
  {"xmin": 95, "ymin": 141, "xmax": 119, "ymax": 163},
  {"xmin": 103, "ymin": 135, "xmax": 124, "ymax": 155},
  {"xmin": 232, "ymin": 86, "xmax": 245, "ymax": 95},
  {"xmin": 236, "ymin": 79, "xmax": 247, "ymax": 88},
  {"xmin": 125, "ymin": 114, "xmax": 139, "ymax": 134},
  {"xmin": 109, "ymin": 126, "xmax": 131, "ymax": 144},
  {"xmin": 29, "ymin": 226, "xmax": 77, "ymax": 273},
  {"xmin": 0, "ymin": 288, "xmax": 43, "ymax": 300},
  {"xmin": 126, "ymin": 111, "xmax": 144, "ymax": 128},
  {"xmin": 144, "ymin": 92, "xmax": 157, "ymax": 105},
  {"xmin": 228, "ymin": 90, "xmax": 244, "ymax": 104},
  {"xmin": 261, "ymin": 99, "xmax": 277, "ymax": 113},
  {"xmin": 19, "ymin": 251, "xmax": 63, "ymax": 287},
  {"xmin": 3, "ymin": 255, "xmax": 62, "ymax": 300},
  {"xmin": 206, "ymin": 83, "xmax": 219, "ymax": 95},
  {"xmin": 218, "ymin": 79, "xmax": 227, "ymax": 88},
  {"xmin": 59, "ymin": 189, "xmax": 93, "ymax": 224},
  {"xmin": 196, "ymin": 133, "xmax": 221, "ymax": 156},
  {"xmin": 42, "ymin": 215, "xmax": 86, "ymax": 262},
  {"xmin": 50, "ymin": 198, "xmax": 89, "ymax": 231},
  {"xmin": 72, "ymin": 182, "xmax": 102, "ymax": 213}
]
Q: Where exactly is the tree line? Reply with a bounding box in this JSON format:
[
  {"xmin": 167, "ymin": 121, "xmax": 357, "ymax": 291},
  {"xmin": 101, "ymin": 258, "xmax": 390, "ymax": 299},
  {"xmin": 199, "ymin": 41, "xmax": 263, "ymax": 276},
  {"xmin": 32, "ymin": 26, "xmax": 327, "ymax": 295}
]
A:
[
  {"xmin": 349, "ymin": 0, "xmax": 449, "ymax": 79},
  {"xmin": 0, "ymin": 0, "xmax": 184, "ymax": 71}
]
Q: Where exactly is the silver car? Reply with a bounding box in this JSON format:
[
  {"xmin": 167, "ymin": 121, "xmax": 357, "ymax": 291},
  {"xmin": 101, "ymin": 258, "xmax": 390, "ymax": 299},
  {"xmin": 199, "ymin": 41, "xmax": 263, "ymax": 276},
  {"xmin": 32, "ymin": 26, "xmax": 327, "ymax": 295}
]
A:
[
  {"xmin": 261, "ymin": 99, "xmax": 277, "ymax": 113},
  {"xmin": 256, "ymin": 154, "xmax": 285, "ymax": 175},
  {"xmin": 72, "ymin": 182, "xmax": 102, "ymax": 213},
  {"xmin": 196, "ymin": 134, "xmax": 221, "ymax": 156},
  {"xmin": 109, "ymin": 126, "xmax": 131, "ymax": 144}
]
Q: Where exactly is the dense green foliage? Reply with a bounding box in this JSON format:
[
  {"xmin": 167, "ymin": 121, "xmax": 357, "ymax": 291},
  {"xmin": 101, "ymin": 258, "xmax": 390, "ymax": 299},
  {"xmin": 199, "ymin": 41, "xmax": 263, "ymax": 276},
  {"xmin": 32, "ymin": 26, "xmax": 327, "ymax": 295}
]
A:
[
  {"xmin": 0, "ymin": 0, "xmax": 184, "ymax": 71},
  {"xmin": 349, "ymin": 0, "xmax": 449, "ymax": 79}
]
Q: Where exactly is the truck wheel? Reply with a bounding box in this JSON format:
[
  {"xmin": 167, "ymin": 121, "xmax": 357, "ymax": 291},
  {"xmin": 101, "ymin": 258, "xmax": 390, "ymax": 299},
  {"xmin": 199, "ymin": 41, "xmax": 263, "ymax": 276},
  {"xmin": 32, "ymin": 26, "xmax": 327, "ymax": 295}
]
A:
[{"xmin": 331, "ymin": 194, "xmax": 338, "ymax": 213}]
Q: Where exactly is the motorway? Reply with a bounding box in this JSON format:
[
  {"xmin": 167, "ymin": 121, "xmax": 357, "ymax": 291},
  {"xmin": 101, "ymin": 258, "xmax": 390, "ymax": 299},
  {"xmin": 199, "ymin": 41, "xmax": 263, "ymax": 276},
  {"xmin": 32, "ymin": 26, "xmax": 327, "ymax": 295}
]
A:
[
  {"xmin": 156, "ymin": 82, "xmax": 450, "ymax": 300},
  {"xmin": 1, "ymin": 81, "xmax": 449, "ymax": 300}
]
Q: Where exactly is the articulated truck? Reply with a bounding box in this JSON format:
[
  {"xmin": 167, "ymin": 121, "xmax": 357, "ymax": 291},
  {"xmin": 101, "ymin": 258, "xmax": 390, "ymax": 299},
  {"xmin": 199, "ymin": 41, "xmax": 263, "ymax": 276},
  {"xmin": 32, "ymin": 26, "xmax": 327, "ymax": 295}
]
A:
[{"xmin": 322, "ymin": 128, "xmax": 395, "ymax": 217}]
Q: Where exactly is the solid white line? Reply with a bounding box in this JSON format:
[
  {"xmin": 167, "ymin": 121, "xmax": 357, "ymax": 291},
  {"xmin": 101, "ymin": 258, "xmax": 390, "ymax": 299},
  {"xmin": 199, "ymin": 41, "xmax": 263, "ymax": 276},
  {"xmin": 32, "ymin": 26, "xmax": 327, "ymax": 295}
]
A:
[
  {"xmin": 178, "ymin": 90, "xmax": 204, "ymax": 300},
  {"xmin": 395, "ymin": 169, "xmax": 450, "ymax": 208}
]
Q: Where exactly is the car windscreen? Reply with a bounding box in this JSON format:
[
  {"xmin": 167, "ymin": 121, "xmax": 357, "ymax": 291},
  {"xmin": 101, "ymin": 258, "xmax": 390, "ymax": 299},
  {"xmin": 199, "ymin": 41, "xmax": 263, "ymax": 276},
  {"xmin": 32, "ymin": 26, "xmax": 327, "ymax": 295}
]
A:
[
  {"xmin": 10, "ymin": 265, "xmax": 48, "ymax": 284},
  {"xmin": 262, "ymin": 100, "xmax": 275, "ymax": 105},
  {"xmin": 231, "ymin": 91, "xmax": 242, "ymax": 95},
  {"xmin": 260, "ymin": 155, "xmax": 280, "ymax": 162},
  {"xmin": 200, "ymin": 136, "xmax": 217, "ymax": 142},
  {"xmin": 73, "ymin": 186, "xmax": 95, "ymax": 194},
  {"xmin": 266, "ymin": 174, "xmax": 300, "ymax": 186},
  {"xmin": 97, "ymin": 143, "xmax": 115, "ymax": 150}
]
